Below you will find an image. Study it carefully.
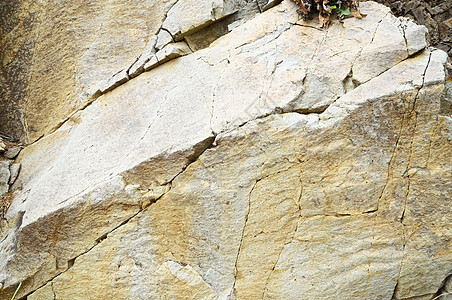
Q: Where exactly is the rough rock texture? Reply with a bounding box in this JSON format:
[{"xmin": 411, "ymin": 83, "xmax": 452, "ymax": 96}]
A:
[
  {"xmin": 0, "ymin": 1, "xmax": 451, "ymax": 300},
  {"xmin": 373, "ymin": 0, "xmax": 452, "ymax": 57},
  {"xmin": 0, "ymin": 0, "xmax": 257, "ymax": 144},
  {"xmin": 0, "ymin": 161, "xmax": 10, "ymax": 196}
]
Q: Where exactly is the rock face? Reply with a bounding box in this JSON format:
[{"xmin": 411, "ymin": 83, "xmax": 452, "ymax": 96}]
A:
[
  {"xmin": 0, "ymin": 1, "xmax": 451, "ymax": 299},
  {"xmin": 373, "ymin": 0, "xmax": 452, "ymax": 57}
]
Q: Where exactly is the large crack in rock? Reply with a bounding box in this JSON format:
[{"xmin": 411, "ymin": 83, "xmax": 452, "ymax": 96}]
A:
[{"xmin": 0, "ymin": 1, "xmax": 450, "ymax": 299}]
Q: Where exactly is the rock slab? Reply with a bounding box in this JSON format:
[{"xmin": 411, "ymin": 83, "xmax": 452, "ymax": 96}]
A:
[{"xmin": 0, "ymin": 1, "xmax": 450, "ymax": 300}]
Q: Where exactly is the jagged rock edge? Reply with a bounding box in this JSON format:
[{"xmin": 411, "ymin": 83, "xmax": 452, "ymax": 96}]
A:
[{"xmin": 24, "ymin": 2, "xmax": 423, "ymax": 148}]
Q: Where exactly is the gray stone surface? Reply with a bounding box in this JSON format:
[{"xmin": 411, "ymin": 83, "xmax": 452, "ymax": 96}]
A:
[
  {"xmin": 4, "ymin": 147, "xmax": 21, "ymax": 159},
  {"xmin": 0, "ymin": 161, "xmax": 11, "ymax": 196},
  {"xmin": 8, "ymin": 163, "xmax": 20, "ymax": 186}
]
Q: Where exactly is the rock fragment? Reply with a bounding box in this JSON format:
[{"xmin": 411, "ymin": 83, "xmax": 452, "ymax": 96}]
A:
[
  {"xmin": 4, "ymin": 147, "xmax": 22, "ymax": 160},
  {"xmin": 9, "ymin": 164, "xmax": 21, "ymax": 186}
]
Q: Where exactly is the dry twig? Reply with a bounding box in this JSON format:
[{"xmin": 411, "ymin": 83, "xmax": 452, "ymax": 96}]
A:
[{"xmin": 292, "ymin": 0, "xmax": 367, "ymax": 28}]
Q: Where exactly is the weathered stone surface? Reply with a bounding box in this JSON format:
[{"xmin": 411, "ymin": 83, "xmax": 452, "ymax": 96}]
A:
[
  {"xmin": 0, "ymin": 1, "xmax": 450, "ymax": 299},
  {"xmin": 265, "ymin": 216, "xmax": 404, "ymax": 299},
  {"xmin": 0, "ymin": 161, "xmax": 10, "ymax": 196},
  {"xmin": 155, "ymin": 29, "xmax": 174, "ymax": 51},
  {"xmin": 0, "ymin": 0, "xmax": 179, "ymax": 143},
  {"xmin": 352, "ymin": 11, "xmax": 407, "ymax": 84},
  {"xmin": 373, "ymin": 0, "xmax": 452, "ymax": 57},
  {"xmin": 394, "ymin": 225, "xmax": 452, "ymax": 299},
  {"xmin": 155, "ymin": 42, "xmax": 193, "ymax": 65},
  {"xmin": 3, "ymin": 147, "xmax": 21, "ymax": 159},
  {"xmin": 128, "ymin": 36, "xmax": 158, "ymax": 78},
  {"xmin": 401, "ymin": 18, "xmax": 429, "ymax": 56},
  {"xmin": 99, "ymin": 70, "xmax": 129, "ymax": 94},
  {"xmin": 0, "ymin": 0, "xmax": 39, "ymax": 141},
  {"xmin": 444, "ymin": 276, "xmax": 452, "ymax": 299}
]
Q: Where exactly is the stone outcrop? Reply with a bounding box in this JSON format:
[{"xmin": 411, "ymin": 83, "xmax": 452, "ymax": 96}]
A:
[
  {"xmin": 0, "ymin": 1, "xmax": 451, "ymax": 299},
  {"xmin": 374, "ymin": 0, "xmax": 452, "ymax": 57}
]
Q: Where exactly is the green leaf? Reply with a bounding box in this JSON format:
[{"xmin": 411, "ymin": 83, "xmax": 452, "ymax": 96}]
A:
[{"xmin": 339, "ymin": 7, "xmax": 350, "ymax": 16}]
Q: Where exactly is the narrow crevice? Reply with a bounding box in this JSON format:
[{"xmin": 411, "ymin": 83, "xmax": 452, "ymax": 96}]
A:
[
  {"xmin": 262, "ymin": 241, "xmax": 284, "ymax": 298},
  {"xmin": 228, "ymin": 180, "xmax": 256, "ymax": 299},
  {"xmin": 183, "ymin": 38, "xmax": 195, "ymax": 53},
  {"xmin": 263, "ymin": 177, "xmax": 303, "ymax": 298},
  {"xmin": 376, "ymin": 109, "xmax": 405, "ymax": 214},
  {"xmin": 263, "ymin": 0, "xmax": 282, "ymax": 11},
  {"xmin": 291, "ymin": 22, "xmax": 323, "ymax": 31},
  {"xmin": 398, "ymin": 23, "xmax": 409, "ymax": 57},
  {"xmin": 232, "ymin": 21, "xmax": 293, "ymax": 55},
  {"xmin": 28, "ymin": 91, "xmax": 100, "ymax": 147},
  {"xmin": 126, "ymin": 56, "xmax": 141, "ymax": 77},
  {"xmin": 401, "ymin": 50, "xmax": 432, "ymax": 224},
  {"xmin": 391, "ymin": 226, "xmax": 408, "ymax": 300},
  {"xmin": 51, "ymin": 282, "xmax": 56, "ymax": 300},
  {"xmin": 210, "ymin": 85, "xmax": 217, "ymax": 133},
  {"xmin": 371, "ymin": 12, "xmax": 389, "ymax": 44},
  {"xmin": 255, "ymin": 0, "xmax": 263, "ymax": 13},
  {"xmin": 113, "ymin": 100, "xmax": 163, "ymax": 174},
  {"xmin": 432, "ymin": 292, "xmax": 452, "ymax": 299},
  {"xmin": 342, "ymin": 68, "xmax": 356, "ymax": 94},
  {"xmin": 162, "ymin": 135, "xmax": 216, "ymax": 186},
  {"xmin": 67, "ymin": 258, "xmax": 75, "ymax": 269},
  {"xmin": 262, "ymin": 212, "xmax": 301, "ymax": 297},
  {"xmin": 160, "ymin": 27, "xmax": 176, "ymax": 43},
  {"xmin": 350, "ymin": 11, "xmax": 390, "ymax": 87},
  {"xmin": 161, "ymin": 0, "xmax": 180, "ymax": 26},
  {"xmin": 111, "ymin": 68, "xmax": 125, "ymax": 78},
  {"xmin": 294, "ymin": 102, "xmax": 331, "ymax": 114},
  {"xmin": 362, "ymin": 208, "xmax": 378, "ymax": 214},
  {"xmin": 22, "ymin": 28, "xmax": 41, "ymax": 145},
  {"xmin": 390, "ymin": 282, "xmax": 399, "ymax": 300}
]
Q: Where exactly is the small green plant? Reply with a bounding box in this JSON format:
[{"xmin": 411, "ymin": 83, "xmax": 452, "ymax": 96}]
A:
[
  {"xmin": 293, "ymin": 0, "xmax": 367, "ymax": 28},
  {"xmin": 327, "ymin": 3, "xmax": 351, "ymax": 18},
  {"xmin": 11, "ymin": 282, "xmax": 21, "ymax": 300}
]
